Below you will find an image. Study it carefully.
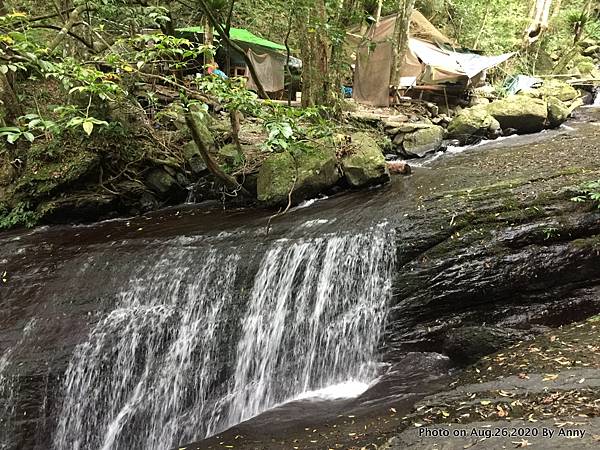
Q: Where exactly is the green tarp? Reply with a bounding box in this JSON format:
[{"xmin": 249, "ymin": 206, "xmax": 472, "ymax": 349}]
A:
[{"xmin": 176, "ymin": 26, "xmax": 286, "ymax": 52}]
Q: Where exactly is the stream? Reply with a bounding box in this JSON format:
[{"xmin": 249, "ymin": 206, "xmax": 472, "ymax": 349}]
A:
[{"xmin": 0, "ymin": 107, "xmax": 599, "ymax": 450}]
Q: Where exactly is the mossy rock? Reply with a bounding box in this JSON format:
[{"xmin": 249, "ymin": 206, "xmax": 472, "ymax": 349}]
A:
[
  {"xmin": 486, "ymin": 95, "xmax": 548, "ymax": 134},
  {"xmin": 11, "ymin": 150, "xmax": 100, "ymax": 201},
  {"xmin": 145, "ymin": 168, "xmax": 178, "ymax": 196},
  {"xmin": 447, "ymin": 106, "xmax": 493, "ymax": 144},
  {"xmin": 341, "ymin": 133, "xmax": 390, "ymax": 188},
  {"xmin": 257, "ymin": 141, "xmax": 340, "ymax": 205},
  {"xmin": 537, "ymin": 79, "xmax": 579, "ymax": 102},
  {"xmin": 402, "ymin": 125, "xmax": 445, "ymax": 157},
  {"xmin": 183, "ymin": 141, "xmax": 208, "ymax": 175},
  {"xmin": 547, "ymin": 96, "xmax": 571, "ymax": 128}
]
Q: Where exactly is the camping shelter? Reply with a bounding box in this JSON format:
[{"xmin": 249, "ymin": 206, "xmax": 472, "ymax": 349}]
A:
[
  {"xmin": 348, "ymin": 11, "xmax": 514, "ymax": 107},
  {"xmin": 177, "ymin": 26, "xmax": 299, "ymax": 94}
]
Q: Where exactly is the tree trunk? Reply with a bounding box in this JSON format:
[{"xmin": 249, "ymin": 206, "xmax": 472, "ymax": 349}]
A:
[
  {"xmin": 197, "ymin": 0, "xmax": 269, "ymax": 99},
  {"xmin": 390, "ymin": 0, "xmax": 415, "ymax": 89},
  {"xmin": 48, "ymin": 4, "xmax": 96, "ymax": 53},
  {"xmin": 299, "ymin": 0, "xmax": 330, "ymax": 107},
  {"xmin": 375, "ymin": 0, "xmax": 383, "ymax": 24},
  {"xmin": 0, "ymin": 72, "xmax": 23, "ymax": 125},
  {"xmin": 185, "ymin": 112, "xmax": 250, "ymax": 196},
  {"xmin": 328, "ymin": 0, "xmax": 356, "ymax": 113},
  {"xmin": 523, "ymin": 0, "xmax": 553, "ymax": 46},
  {"xmin": 204, "ymin": 17, "xmax": 214, "ymax": 65}
]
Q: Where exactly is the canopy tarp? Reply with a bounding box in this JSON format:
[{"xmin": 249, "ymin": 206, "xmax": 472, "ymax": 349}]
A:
[{"xmin": 177, "ymin": 26, "xmax": 287, "ymax": 52}]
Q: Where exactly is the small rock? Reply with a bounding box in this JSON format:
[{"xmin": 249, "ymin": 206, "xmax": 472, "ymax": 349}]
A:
[{"xmin": 387, "ymin": 160, "xmax": 411, "ymax": 175}]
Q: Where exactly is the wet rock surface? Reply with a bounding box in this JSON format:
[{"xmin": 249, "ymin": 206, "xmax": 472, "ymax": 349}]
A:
[
  {"xmin": 1, "ymin": 109, "xmax": 599, "ymax": 449},
  {"xmin": 389, "ymin": 316, "xmax": 600, "ymax": 449}
]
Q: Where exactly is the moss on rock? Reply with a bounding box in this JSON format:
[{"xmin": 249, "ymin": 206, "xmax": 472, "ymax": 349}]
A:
[
  {"xmin": 486, "ymin": 95, "xmax": 548, "ymax": 133},
  {"xmin": 256, "ymin": 140, "xmax": 340, "ymax": 205},
  {"xmin": 447, "ymin": 106, "xmax": 493, "ymax": 144},
  {"xmin": 341, "ymin": 132, "xmax": 390, "ymax": 187},
  {"xmin": 547, "ymin": 96, "xmax": 571, "ymax": 128}
]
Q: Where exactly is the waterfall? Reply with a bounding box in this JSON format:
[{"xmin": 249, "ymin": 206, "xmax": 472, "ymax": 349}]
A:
[
  {"xmin": 51, "ymin": 227, "xmax": 394, "ymax": 450},
  {"xmin": 0, "ymin": 319, "xmax": 37, "ymax": 450},
  {"xmin": 52, "ymin": 249, "xmax": 241, "ymax": 450},
  {"xmin": 594, "ymin": 89, "xmax": 600, "ymax": 107},
  {"xmin": 219, "ymin": 232, "xmax": 393, "ymax": 432}
]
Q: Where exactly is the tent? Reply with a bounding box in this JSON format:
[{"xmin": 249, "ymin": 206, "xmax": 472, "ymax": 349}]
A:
[
  {"xmin": 177, "ymin": 26, "xmax": 294, "ymax": 93},
  {"xmin": 348, "ymin": 11, "xmax": 514, "ymax": 107}
]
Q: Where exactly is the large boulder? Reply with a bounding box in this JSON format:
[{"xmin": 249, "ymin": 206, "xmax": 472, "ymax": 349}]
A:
[
  {"xmin": 341, "ymin": 132, "xmax": 390, "ymax": 187},
  {"xmin": 486, "ymin": 95, "xmax": 548, "ymax": 134},
  {"xmin": 447, "ymin": 106, "xmax": 494, "ymax": 144},
  {"xmin": 257, "ymin": 141, "xmax": 340, "ymax": 205}
]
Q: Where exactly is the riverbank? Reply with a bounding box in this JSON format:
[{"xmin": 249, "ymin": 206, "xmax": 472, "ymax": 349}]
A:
[
  {"xmin": 0, "ymin": 79, "xmax": 592, "ymax": 231},
  {"xmin": 176, "ymin": 107, "xmax": 600, "ymax": 450},
  {"xmin": 1, "ymin": 106, "xmax": 598, "ymax": 450}
]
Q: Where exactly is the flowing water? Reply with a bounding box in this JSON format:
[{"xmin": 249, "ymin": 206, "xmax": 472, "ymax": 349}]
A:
[
  {"xmin": 48, "ymin": 227, "xmax": 394, "ymax": 450},
  {"xmin": 3, "ymin": 107, "xmax": 598, "ymax": 449}
]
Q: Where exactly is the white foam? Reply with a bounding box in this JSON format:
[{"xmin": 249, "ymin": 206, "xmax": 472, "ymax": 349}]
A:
[{"xmin": 293, "ymin": 380, "xmax": 371, "ymax": 401}]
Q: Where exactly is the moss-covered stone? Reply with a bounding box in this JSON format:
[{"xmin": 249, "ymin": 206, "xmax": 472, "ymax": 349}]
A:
[
  {"xmin": 256, "ymin": 141, "xmax": 340, "ymax": 205},
  {"xmin": 341, "ymin": 132, "xmax": 390, "ymax": 187},
  {"xmin": 536, "ymin": 79, "xmax": 579, "ymax": 102},
  {"xmin": 547, "ymin": 96, "xmax": 571, "ymax": 128},
  {"xmin": 145, "ymin": 168, "xmax": 178, "ymax": 195},
  {"xmin": 486, "ymin": 95, "xmax": 548, "ymax": 133},
  {"xmin": 11, "ymin": 149, "xmax": 99, "ymax": 200},
  {"xmin": 401, "ymin": 125, "xmax": 445, "ymax": 157},
  {"xmin": 183, "ymin": 141, "xmax": 208, "ymax": 175},
  {"xmin": 256, "ymin": 151, "xmax": 295, "ymax": 204},
  {"xmin": 447, "ymin": 106, "xmax": 493, "ymax": 144}
]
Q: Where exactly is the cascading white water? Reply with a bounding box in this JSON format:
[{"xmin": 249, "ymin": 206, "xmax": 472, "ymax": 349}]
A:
[
  {"xmin": 594, "ymin": 89, "xmax": 600, "ymax": 107},
  {"xmin": 52, "ymin": 226, "xmax": 394, "ymax": 450},
  {"xmin": 53, "ymin": 249, "xmax": 241, "ymax": 450},
  {"xmin": 218, "ymin": 232, "xmax": 393, "ymax": 432},
  {"xmin": 0, "ymin": 319, "xmax": 37, "ymax": 450}
]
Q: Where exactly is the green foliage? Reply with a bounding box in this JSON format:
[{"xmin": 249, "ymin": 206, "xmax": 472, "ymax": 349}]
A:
[
  {"xmin": 571, "ymin": 180, "xmax": 600, "ymax": 208},
  {"xmin": 0, "ymin": 202, "xmax": 40, "ymax": 229},
  {"xmin": 0, "ymin": 126, "xmax": 33, "ymax": 144}
]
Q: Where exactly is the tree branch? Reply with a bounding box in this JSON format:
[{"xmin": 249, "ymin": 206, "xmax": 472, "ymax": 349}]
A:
[
  {"xmin": 30, "ymin": 24, "xmax": 96, "ymax": 51},
  {"xmin": 196, "ymin": 0, "xmax": 270, "ymax": 99},
  {"xmin": 185, "ymin": 111, "xmax": 250, "ymax": 196},
  {"xmin": 48, "ymin": 4, "xmax": 97, "ymax": 53}
]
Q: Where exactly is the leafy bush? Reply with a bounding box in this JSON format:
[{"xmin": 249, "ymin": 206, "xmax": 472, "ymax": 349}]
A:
[
  {"xmin": 0, "ymin": 202, "xmax": 41, "ymax": 229},
  {"xmin": 571, "ymin": 180, "xmax": 600, "ymax": 208}
]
